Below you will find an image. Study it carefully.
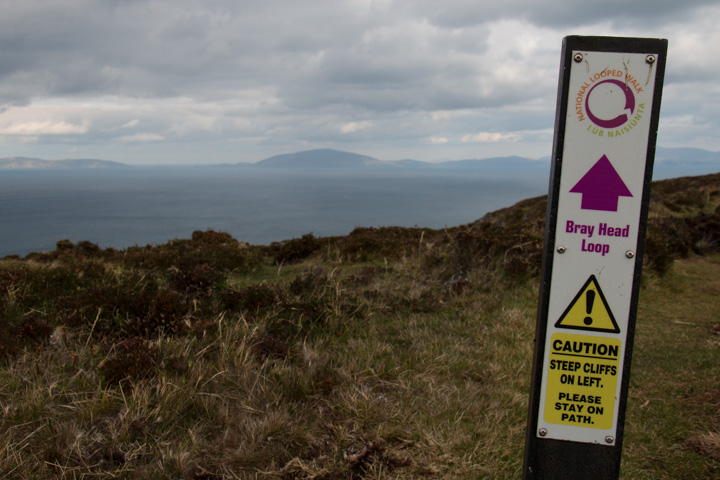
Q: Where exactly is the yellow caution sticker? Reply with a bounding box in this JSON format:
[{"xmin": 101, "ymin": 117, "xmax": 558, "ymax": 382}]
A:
[
  {"xmin": 555, "ymin": 275, "xmax": 620, "ymax": 333},
  {"xmin": 543, "ymin": 333, "xmax": 621, "ymax": 429}
]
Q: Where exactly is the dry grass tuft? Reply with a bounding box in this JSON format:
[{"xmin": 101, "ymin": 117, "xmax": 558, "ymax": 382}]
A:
[{"xmin": 688, "ymin": 433, "xmax": 720, "ymax": 461}]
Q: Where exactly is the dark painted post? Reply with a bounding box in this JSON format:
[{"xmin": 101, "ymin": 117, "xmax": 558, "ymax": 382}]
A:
[{"xmin": 523, "ymin": 36, "xmax": 667, "ymax": 479}]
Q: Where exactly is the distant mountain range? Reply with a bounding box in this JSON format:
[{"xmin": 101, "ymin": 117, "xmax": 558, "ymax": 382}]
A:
[
  {"xmin": 252, "ymin": 149, "xmax": 384, "ymax": 168},
  {"xmin": 2, "ymin": 147, "xmax": 719, "ymax": 179},
  {"xmin": 651, "ymin": 147, "xmax": 720, "ymax": 179},
  {"xmin": 0, "ymin": 157, "xmax": 128, "ymax": 169},
  {"xmin": 244, "ymin": 148, "xmax": 549, "ymax": 174}
]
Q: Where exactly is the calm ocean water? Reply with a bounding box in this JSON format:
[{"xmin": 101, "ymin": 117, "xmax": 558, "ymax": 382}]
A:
[{"xmin": 0, "ymin": 167, "xmax": 549, "ymax": 257}]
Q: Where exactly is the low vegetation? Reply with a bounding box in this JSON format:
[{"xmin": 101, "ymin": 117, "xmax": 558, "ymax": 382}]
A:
[{"xmin": 0, "ymin": 173, "xmax": 719, "ymax": 478}]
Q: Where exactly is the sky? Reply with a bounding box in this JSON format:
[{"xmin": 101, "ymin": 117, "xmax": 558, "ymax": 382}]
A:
[{"xmin": 0, "ymin": 0, "xmax": 719, "ymax": 165}]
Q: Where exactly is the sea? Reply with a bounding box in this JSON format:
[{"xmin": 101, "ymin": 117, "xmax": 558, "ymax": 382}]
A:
[{"xmin": 0, "ymin": 166, "xmax": 550, "ymax": 257}]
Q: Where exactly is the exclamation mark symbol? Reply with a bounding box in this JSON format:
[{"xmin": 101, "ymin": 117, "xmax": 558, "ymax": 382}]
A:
[{"xmin": 584, "ymin": 289, "xmax": 596, "ymax": 325}]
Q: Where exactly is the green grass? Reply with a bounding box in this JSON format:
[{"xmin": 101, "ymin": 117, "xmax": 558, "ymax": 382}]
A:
[
  {"xmin": 622, "ymin": 254, "xmax": 720, "ymax": 480},
  {"xmin": 0, "ymin": 173, "xmax": 719, "ymax": 478}
]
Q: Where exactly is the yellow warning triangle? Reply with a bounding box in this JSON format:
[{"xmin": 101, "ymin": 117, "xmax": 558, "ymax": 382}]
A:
[{"xmin": 555, "ymin": 275, "xmax": 620, "ymax": 333}]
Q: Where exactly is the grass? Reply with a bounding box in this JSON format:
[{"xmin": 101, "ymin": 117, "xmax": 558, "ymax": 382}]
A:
[
  {"xmin": 622, "ymin": 254, "xmax": 720, "ymax": 480},
  {"xmin": 0, "ymin": 172, "xmax": 719, "ymax": 478}
]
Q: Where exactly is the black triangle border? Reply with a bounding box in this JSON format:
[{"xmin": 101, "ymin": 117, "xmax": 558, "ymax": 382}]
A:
[{"xmin": 554, "ymin": 275, "xmax": 621, "ymax": 333}]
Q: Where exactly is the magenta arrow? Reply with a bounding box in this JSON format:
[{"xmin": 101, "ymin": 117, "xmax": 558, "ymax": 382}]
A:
[{"xmin": 569, "ymin": 155, "xmax": 632, "ymax": 212}]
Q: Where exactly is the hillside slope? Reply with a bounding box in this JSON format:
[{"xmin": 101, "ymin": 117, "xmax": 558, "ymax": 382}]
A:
[
  {"xmin": 0, "ymin": 173, "xmax": 718, "ymax": 478},
  {"xmin": 473, "ymin": 172, "xmax": 720, "ymax": 274}
]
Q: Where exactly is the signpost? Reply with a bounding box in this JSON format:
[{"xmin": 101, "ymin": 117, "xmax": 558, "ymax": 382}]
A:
[{"xmin": 523, "ymin": 36, "xmax": 667, "ymax": 479}]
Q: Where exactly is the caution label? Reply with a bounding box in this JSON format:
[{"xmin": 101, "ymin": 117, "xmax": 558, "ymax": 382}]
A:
[
  {"xmin": 543, "ymin": 333, "xmax": 621, "ymax": 429},
  {"xmin": 555, "ymin": 275, "xmax": 620, "ymax": 333}
]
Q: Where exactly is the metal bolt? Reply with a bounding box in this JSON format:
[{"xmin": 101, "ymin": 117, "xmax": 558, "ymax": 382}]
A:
[
  {"xmin": 539, "ymin": 428, "xmax": 548, "ymax": 437},
  {"xmin": 605, "ymin": 436, "xmax": 614, "ymax": 444},
  {"xmin": 626, "ymin": 250, "xmax": 635, "ymax": 259},
  {"xmin": 557, "ymin": 246, "xmax": 567, "ymax": 254},
  {"xmin": 573, "ymin": 53, "xmax": 584, "ymax": 63},
  {"xmin": 646, "ymin": 55, "xmax": 656, "ymax": 65}
]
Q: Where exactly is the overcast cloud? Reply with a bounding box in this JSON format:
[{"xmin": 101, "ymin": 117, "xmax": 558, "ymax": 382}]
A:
[{"xmin": 0, "ymin": 0, "xmax": 718, "ymax": 164}]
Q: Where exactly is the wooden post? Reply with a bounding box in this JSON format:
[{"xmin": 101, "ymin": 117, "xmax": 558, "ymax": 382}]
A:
[{"xmin": 523, "ymin": 36, "xmax": 667, "ymax": 479}]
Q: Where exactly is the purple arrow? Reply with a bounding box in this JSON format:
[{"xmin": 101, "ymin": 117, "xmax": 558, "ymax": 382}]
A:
[{"xmin": 569, "ymin": 154, "xmax": 632, "ymax": 212}]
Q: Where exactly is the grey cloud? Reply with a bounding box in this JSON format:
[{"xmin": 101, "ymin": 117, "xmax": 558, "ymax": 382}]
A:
[
  {"xmin": 0, "ymin": 0, "xmax": 551, "ymax": 109},
  {"xmin": 0, "ymin": 0, "xmax": 717, "ymax": 163},
  {"xmin": 410, "ymin": 0, "xmax": 718, "ymax": 29}
]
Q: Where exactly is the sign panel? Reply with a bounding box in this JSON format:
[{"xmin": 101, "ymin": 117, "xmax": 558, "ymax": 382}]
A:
[
  {"xmin": 523, "ymin": 36, "xmax": 667, "ymax": 480},
  {"xmin": 536, "ymin": 44, "xmax": 660, "ymax": 446}
]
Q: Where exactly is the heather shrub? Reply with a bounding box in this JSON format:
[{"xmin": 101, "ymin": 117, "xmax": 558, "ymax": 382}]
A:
[
  {"xmin": 100, "ymin": 337, "xmax": 158, "ymax": 385},
  {"xmin": 644, "ymin": 217, "xmax": 692, "ymax": 274},
  {"xmin": 56, "ymin": 239, "xmax": 74, "ymax": 252},
  {"xmin": 446, "ymin": 220, "xmax": 543, "ymax": 278},
  {"xmin": 191, "ymin": 229, "xmax": 236, "ymax": 245},
  {"xmin": 222, "ymin": 283, "xmax": 285, "ymax": 313},
  {"xmin": 167, "ymin": 263, "xmax": 222, "ymax": 296},
  {"xmin": 331, "ymin": 226, "xmax": 436, "ymax": 262},
  {"xmin": 689, "ymin": 213, "xmax": 720, "ymax": 254},
  {"xmin": 288, "ymin": 267, "xmax": 329, "ymax": 297},
  {"xmin": 16, "ymin": 315, "xmax": 52, "ymax": 342},
  {"xmin": 75, "ymin": 240, "xmax": 102, "ymax": 257},
  {"xmin": 269, "ymin": 233, "xmax": 321, "ymax": 264},
  {"xmin": 0, "ymin": 314, "xmax": 53, "ymax": 361},
  {"xmin": 133, "ymin": 289, "xmax": 190, "ymax": 337},
  {"xmin": 121, "ymin": 229, "xmax": 256, "ymax": 272}
]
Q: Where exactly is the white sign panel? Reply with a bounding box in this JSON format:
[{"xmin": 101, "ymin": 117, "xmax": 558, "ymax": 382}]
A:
[{"xmin": 536, "ymin": 49, "xmax": 660, "ymax": 445}]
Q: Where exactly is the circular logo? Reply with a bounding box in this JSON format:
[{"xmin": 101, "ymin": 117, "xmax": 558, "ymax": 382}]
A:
[{"xmin": 585, "ymin": 79, "xmax": 636, "ymax": 129}]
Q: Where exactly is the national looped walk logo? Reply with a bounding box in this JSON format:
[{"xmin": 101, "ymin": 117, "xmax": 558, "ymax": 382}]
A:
[{"xmin": 574, "ymin": 67, "xmax": 646, "ymax": 138}]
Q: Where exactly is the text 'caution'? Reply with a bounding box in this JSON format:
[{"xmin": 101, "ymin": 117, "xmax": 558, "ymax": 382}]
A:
[{"xmin": 544, "ymin": 333, "xmax": 621, "ymax": 429}]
